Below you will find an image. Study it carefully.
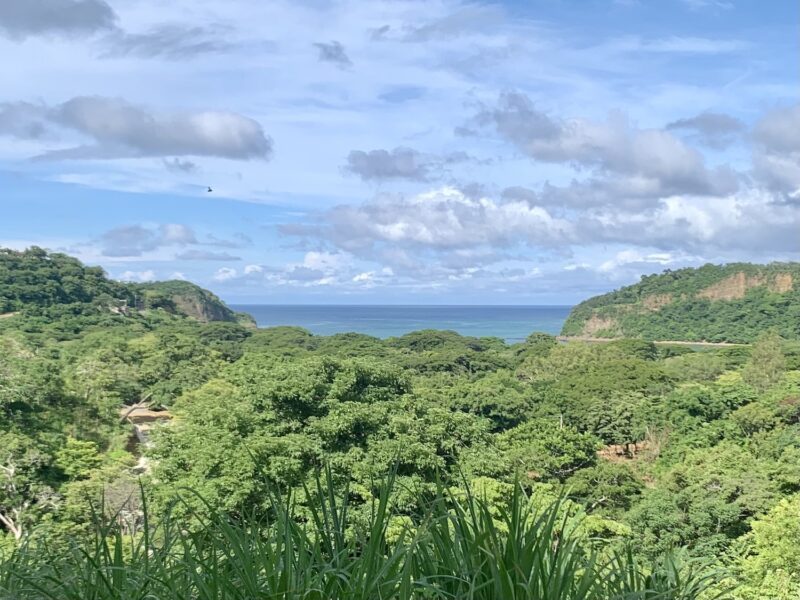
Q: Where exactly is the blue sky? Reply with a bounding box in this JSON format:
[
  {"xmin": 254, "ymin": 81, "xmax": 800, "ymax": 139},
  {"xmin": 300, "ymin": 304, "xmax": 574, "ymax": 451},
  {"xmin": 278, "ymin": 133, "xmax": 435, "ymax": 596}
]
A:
[{"xmin": 1, "ymin": 0, "xmax": 798, "ymax": 304}]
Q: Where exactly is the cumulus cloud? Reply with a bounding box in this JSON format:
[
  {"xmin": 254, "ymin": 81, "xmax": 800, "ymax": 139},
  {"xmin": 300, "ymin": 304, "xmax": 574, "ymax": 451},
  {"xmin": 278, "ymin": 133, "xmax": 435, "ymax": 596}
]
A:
[
  {"xmin": 0, "ymin": 96, "xmax": 273, "ymax": 161},
  {"xmin": 313, "ymin": 41, "xmax": 352, "ymax": 69},
  {"xmin": 666, "ymin": 111, "xmax": 744, "ymax": 148},
  {"xmin": 0, "ymin": 102, "xmax": 50, "ymax": 139},
  {"xmin": 283, "ymin": 184, "xmax": 800, "ymax": 279},
  {"xmin": 0, "ymin": 0, "xmax": 116, "ymax": 40},
  {"xmin": 352, "ymin": 271, "xmax": 374, "ymax": 283},
  {"xmin": 597, "ymin": 250, "xmax": 686, "ymax": 273},
  {"xmin": 461, "ymin": 91, "xmax": 739, "ymax": 198},
  {"xmin": 286, "ymin": 187, "xmax": 574, "ymax": 255},
  {"xmin": 117, "ymin": 269, "xmax": 156, "ymax": 282},
  {"xmin": 752, "ymin": 103, "xmax": 800, "ymax": 195},
  {"xmin": 213, "ymin": 267, "xmax": 237, "ymax": 281},
  {"xmin": 575, "ymin": 190, "xmax": 800, "ymax": 254},
  {"xmin": 212, "ymin": 251, "xmax": 350, "ymax": 288}
]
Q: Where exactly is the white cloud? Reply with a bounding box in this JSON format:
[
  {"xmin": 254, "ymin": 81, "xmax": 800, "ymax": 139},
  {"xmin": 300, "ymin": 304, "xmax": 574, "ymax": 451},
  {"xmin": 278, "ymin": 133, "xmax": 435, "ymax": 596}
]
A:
[
  {"xmin": 0, "ymin": 96, "xmax": 273, "ymax": 160},
  {"xmin": 598, "ymin": 250, "xmax": 679, "ymax": 273},
  {"xmin": 285, "ymin": 183, "xmax": 800, "ymax": 284},
  {"xmin": 0, "ymin": 0, "xmax": 116, "ymax": 40},
  {"xmin": 98, "ymin": 223, "xmax": 195, "ymax": 257},
  {"xmin": 303, "ymin": 186, "xmax": 573, "ymax": 253},
  {"xmin": 352, "ymin": 271, "xmax": 374, "ymax": 282},
  {"xmin": 0, "ymin": 0, "xmax": 797, "ymax": 302},
  {"xmin": 116, "ymin": 269, "xmax": 156, "ymax": 282},
  {"xmin": 95, "ymin": 223, "xmax": 249, "ymax": 259},
  {"xmin": 301, "ymin": 251, "xmax": 348, "ymax": 272},
  {"xmin": 462, "ymin": 92, "xmax": 739, "ymax": 199},
  {"xmin": 212, "ymin": 267, "xmax": 237, "ymax": 281},
  {"xmin": 753, "ymin": 103, "xmax": 800, "ymax": 195}
]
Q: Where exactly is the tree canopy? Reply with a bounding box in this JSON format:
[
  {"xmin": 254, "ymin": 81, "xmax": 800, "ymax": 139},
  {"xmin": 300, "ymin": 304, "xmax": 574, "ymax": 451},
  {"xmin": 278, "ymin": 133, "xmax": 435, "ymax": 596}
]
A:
[{"xmin": 1, "ymin": 248, "xmax": 799, "ymax": 598}]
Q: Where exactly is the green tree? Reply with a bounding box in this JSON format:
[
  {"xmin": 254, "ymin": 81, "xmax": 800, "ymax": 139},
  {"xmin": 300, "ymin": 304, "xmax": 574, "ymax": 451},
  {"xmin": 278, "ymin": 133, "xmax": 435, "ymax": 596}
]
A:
[
  {"xmin": 494, "ymin": 419, "xmax": 599, "ymax": 482},
  {"xmin": 0, "ymin": 433, "xmax": 58, "ymax": 542},
  {"xmin": 733, "ymin": 495, "xmax": 800, "ymax": 599},
  {"xmin": 584, "ymin": 392, "xmax": 647, "ymax": 452},
  {"xmin": 55, "ymin": 438, "xmax": 102, "ymax": 480},
  {"xmin": 628, "ymin": 443, "xmax": 777, "ymax": 557},
  {"xmin": 742, "ymin": 330, "xmax": 786, "ymax": 393},
  {"xmin": 566, "ymin": 462, "xmax": 643, "ymax": 517}
]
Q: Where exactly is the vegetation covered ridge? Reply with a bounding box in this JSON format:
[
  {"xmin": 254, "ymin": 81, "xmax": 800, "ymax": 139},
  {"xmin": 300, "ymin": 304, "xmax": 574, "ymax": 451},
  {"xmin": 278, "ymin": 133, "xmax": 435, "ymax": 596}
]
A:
[
  {"xmin": 2, "ymin": 248, "xmax": 800, "ymax": 599},
  {"xmin": 0, "ymin": 246, "xmax": 253, "ymax": 325},
  {"xmin": 561, "ymin": 262, "xmax": 800, "ymax": 343}
]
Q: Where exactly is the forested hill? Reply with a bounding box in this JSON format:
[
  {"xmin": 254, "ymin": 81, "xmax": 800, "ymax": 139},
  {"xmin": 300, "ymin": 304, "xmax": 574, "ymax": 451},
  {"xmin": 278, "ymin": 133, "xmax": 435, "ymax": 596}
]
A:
[
  {"xmin": 3, "ymin": 248, "xmax": 800, "ymax": 598},
  {"xmin": 0, "ymin": 247, "xmax": 249, "ymax": 324},
  {"xmin": 562, "ymin": 262, "xmax": 800, "ymax": 343}
]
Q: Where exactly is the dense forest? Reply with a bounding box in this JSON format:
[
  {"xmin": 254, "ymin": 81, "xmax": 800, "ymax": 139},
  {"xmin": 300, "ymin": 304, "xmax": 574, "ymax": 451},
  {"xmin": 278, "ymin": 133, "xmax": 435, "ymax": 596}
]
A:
[
  {"xmin": 0, "ymin": 247, "xmax": 253, "ymax": 325},
  {"xmin": 562, "ymin": 262, "xmax": 800, "ymax": 343},
  {"xmin": 2, "ymin": 248, "xmax": 800, "ymax": 598}
]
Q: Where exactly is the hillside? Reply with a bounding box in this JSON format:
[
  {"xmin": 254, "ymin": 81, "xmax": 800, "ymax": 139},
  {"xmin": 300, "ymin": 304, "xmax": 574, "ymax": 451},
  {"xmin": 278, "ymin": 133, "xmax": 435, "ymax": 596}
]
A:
[
  {"xmin": 136, "ymin": 280, "xmax": 254, "ymax": 325},
  {"xmin": 0, "ymin": 246, "xmax": 131, "ymax": 312},
  {"xmin": 0, "ymin": 247, "xmax": 250, "ymax": 325},
  {"xmin": 562, "ymin": 262, "xmax": 800, "ymax": 343},
  {"xmin": 2, "ymin": 249, "xmax": 800, "ymax": 598}
]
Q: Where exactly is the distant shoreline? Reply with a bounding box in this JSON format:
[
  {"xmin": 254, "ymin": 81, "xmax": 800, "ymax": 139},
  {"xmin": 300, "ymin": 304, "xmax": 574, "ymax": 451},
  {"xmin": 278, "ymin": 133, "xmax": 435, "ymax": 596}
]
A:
[
  {"xmin": 230, "ymin": 303, "xmax": 574, "ymax": 308},
  {"xmin": 230, "ymin": 304, "xmax": 573, "ymax": 341},
  {"xmin": 556, "ymin": 336, "xmax": 750, "ymax": 347}
]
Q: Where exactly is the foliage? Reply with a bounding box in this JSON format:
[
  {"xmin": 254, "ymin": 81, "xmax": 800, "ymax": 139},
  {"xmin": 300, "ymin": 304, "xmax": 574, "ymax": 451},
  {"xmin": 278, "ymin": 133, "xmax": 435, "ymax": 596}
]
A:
[
  {"xmin": 0, "ymin": 247, "xmax": 243, "ymax": 324},
  {"xmin": 0, "ymin": 473, "xmax": 729, "ymax": 600},
  {"xmin": 741, "ymin": 330, "xmax": 786, "ymax": 393},
  {"xmin": 731, "ymin": 494, "xmax": 800, "ymax": 599},
  {"xmin": 562, "ymin": 262, "xmax": 800, "ymax": 342},
  {"xmin": 2, "ymin": 248, "xmax": 800, "ymax": 596}
]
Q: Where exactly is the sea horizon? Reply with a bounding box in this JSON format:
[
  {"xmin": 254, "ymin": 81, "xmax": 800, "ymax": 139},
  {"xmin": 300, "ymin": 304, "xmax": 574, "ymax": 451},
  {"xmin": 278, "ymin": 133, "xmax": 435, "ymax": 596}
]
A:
[{"xmin": 231, "ymin": 304, "xmax": 573, "ymax": 342}]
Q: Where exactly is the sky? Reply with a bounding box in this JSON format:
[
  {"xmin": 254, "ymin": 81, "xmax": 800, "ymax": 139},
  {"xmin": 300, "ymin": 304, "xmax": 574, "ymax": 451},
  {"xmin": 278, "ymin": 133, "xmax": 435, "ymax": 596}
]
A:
[{"xmin": 1, "ymin": 0, "xmax": 798, "ymax": 304}]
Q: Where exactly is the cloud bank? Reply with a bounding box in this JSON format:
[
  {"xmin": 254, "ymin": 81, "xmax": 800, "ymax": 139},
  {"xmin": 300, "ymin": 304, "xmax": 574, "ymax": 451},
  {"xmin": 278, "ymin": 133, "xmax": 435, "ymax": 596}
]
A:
[{"xmin": 0, "ymin": 96, "xmax": 273, "ymax": 160}]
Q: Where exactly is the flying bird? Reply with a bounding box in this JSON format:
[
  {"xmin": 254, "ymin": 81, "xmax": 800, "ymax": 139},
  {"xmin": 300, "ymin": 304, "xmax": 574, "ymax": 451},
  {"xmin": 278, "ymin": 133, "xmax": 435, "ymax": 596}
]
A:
[{"xmin": 207, "ymin": 186, "xmax": 213, "ymax": 193}]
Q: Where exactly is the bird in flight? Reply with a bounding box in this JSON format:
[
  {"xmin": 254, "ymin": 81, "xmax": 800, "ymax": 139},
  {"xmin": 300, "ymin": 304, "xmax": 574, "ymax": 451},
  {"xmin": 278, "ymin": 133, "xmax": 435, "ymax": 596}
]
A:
[{"xmin": 207, "ymin": 186, "xmax": 213, "ymax": 193}]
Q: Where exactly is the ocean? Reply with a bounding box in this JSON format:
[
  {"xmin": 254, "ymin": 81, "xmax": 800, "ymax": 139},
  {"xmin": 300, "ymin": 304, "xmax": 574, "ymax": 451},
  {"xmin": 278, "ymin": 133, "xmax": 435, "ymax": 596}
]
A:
[{"xmin": 230, "ymin": 305, "xmax": 573, "ymax": 343}]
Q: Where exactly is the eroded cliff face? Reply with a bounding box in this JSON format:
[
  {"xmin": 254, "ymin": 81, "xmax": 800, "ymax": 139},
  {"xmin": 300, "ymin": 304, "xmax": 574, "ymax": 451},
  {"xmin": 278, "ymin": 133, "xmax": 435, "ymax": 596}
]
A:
[
  {"xmin": 171, "ymin": 293, "xmax": 233, "ymax": 322},
  {"xmin": 564, "ymin": 264, "xmax": 799, "ymax": 341},
  {"xmin": 641, "ymin": 293, "xmax": 673, "ymax": 311},
  {"xmin": 697, "ymin": 272, "xmax": 762, "ymax": 301},
  {"xmin": 582, "ymin": 314, "xmax": 619, "ymax": 336},
  {"xmin": 697, "ymin": 272, "xmax": 793, "ymax": 301},
  {"xmin": 136, "ymin": 280, "xmax": 255, "ymax": 324},
  {"xmin": 771, "ymin": 273, "xmax": 794, "ymax": 294}
]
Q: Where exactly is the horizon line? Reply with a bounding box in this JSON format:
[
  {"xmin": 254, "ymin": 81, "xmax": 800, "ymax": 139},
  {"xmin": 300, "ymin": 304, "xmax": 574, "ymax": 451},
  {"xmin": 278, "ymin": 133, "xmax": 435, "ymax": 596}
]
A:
[{"xmin": 227, "ymin": 303, "xmax": 575, "ymax": 307}]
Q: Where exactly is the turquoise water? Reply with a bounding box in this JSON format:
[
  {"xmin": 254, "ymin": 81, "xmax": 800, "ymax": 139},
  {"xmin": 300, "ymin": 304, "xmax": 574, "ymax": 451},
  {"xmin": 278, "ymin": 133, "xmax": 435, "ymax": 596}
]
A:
[{"xmin": 231, "ymin": 305, "xmax": 572, "ymax": 343}]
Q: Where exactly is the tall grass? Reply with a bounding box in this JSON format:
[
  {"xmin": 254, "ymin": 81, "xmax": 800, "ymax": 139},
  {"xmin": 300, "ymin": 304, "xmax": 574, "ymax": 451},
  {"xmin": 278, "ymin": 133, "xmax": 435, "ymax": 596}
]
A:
[{"xmin": 0, "ymin": 473, "xmax": 728, "ymax": 600}]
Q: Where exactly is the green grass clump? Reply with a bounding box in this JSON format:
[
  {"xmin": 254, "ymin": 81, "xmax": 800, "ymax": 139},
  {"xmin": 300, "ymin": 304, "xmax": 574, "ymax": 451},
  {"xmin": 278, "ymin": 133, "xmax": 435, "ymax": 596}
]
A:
[{"xmin": 0, "ymin": 473, "xmax": 728, "ymax": 600}]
